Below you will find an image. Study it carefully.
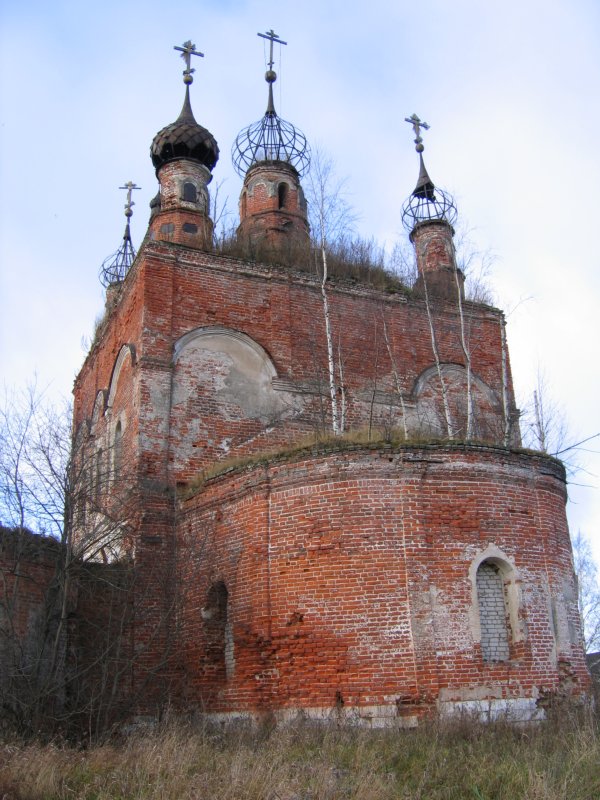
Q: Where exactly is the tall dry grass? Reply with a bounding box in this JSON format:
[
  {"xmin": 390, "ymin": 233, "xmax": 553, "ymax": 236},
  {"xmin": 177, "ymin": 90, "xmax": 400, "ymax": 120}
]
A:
[{"xmin": 1, "ymin": 708, "xmax": 598, "ymax": 800}]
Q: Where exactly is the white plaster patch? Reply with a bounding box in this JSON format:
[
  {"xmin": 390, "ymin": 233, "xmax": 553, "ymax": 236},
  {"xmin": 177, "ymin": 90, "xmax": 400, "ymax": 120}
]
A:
[{"xmin": 438, "ymin": 697, "xmax": 545, "ymax": 723}]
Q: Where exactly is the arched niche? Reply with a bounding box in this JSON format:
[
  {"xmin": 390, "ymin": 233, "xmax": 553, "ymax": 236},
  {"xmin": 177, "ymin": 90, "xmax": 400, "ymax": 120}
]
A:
[
  {"xmin": 412, "ymin": 363, "xmax": 501, "ymax": 441},
  {"xmin": 91, "ymin": 390, "xmax": 108, "ymax": 427},
  {"xmin": 173, "ymin": 326, "xmax": 284, "ymax": 419},
  {"xmin": 171, "ymin": 326, "xmax": 297, "ymax": 466},
  {"xmin": 73, "ymin": 419, "xmax": 91, "ymax": 449},
  {"xmin": 106, "ymin": 344, "xmax": 136, "ymax": 410},
  {"xmin": 468, "ymin": 544, "xmax": 524, "ymax": 656},
  {"xmin": 201, "ymin": 580, "xmax": 234, "ymax": 680}
]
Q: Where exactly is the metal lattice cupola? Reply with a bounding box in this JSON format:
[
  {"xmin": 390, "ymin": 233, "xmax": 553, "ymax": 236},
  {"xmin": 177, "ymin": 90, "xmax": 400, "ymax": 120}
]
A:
[
  {"xmin": 401, "ymin": 113, "xmax": 457, "ymax": 232},
  {"xmin": 100, "ymin": 182, "xmax": 140, "ymax": 288},
  {"xmin": 231, "ymin": 30, "xmax": 310, "ymax": 178}
]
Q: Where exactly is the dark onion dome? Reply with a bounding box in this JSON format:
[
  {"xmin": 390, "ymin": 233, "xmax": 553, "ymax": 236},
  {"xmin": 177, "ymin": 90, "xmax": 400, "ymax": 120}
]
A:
[
  {"xmin": 231, "ymin": 69, "xmax": 310, "ymax": 178},
  {"xmin": 401, "ymin": 153, "xmax": 457, "ymax": 231},
  {"xmin": 151, "ymin": 86, "xmax": 219, "ymax": 173}
]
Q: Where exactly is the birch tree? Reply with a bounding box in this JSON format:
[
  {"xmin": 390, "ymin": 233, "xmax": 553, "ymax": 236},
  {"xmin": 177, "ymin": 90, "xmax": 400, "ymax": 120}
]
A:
[
  {"xmin": 572, "ymin": 530, "xmax": 600, "ymax": 652},
  {"xmin": 306, "ymin": 147, "xmax": 356, "ymax": 436},
  {"xmin": 416, "ymin": 250, "xmax": 455, "ymax": 440}
]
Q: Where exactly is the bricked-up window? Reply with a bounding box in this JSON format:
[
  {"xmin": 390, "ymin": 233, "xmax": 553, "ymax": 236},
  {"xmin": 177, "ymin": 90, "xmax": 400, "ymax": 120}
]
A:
[
  {"xmin": 203, "ymin": 581, "xmax": 234, "ymax": 680},
  {"xmin": 477, "ymin": 561, "xmax": 510, "ymax": 661},
  {"xmin": 278, "ymin": 182, "xmax": 288, "ymax": 209},
  {"xmin": 182, "ymin": 182, "xmax": 197, "ymax": 203}
]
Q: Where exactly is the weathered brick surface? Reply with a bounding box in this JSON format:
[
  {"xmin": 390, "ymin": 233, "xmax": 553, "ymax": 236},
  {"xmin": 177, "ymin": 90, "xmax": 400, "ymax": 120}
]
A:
[
  {"xmin": 0, "ymin": 529, "xmax": 61, "ymax": 643},
  {"xmin": 237, "ymin": 162, "xmax": 309, "ymax": 248},
  {"xmin": 75, "ymin": 241, "xmax": 517, "ymax": 481},
  {"xmin": 67, "ymin": 200, "xmax": 589, "ymax": 722},
  {"xmin": 176, "ymin": 445, "xmax": 588, "ymax": 716}
]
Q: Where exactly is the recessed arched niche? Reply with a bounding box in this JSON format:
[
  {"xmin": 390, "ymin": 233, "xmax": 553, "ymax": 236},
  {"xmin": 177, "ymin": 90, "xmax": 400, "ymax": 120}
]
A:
[{"xmin": 170, "ymin": 326, "xmax": 298, "ymax": 471}]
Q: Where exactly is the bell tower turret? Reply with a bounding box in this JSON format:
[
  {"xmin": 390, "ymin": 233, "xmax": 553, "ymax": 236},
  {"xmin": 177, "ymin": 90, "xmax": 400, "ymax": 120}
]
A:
[
  {"xmin": 232, "ymin": 30, "xmax": 310, "ymax": 254},
  {"xmin": 401, "ymin": 114, "xmax": 462, "ymax": 300},
  {"xmin": 149, "ymin": 41, "xmax": 219, "ymax": 249}
]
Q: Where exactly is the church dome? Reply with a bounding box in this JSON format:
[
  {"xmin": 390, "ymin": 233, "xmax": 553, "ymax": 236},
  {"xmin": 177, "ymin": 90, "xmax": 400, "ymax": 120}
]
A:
[
  {"xmin": 401, "ymin": 114, "xmax": 457, "ymax": 232},
  {"xmin": 151, "ymin": 87, "xmax": 219, "ymax": 173},
  {"xmin": 231, "ymin": 38, "xmax": 309, "ymax": 179}
]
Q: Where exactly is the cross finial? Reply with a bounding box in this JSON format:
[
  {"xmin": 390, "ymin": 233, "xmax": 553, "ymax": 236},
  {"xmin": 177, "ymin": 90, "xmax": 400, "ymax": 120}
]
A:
[
  {"xmin": 174, "ymin": 40, "xmax": 204, "ymax": 85},
  {"xmin": 257, "ymin": 29, "xmax": 287, "ymax": 71},
  {"xmin": 119, "ymin": 181, "xmax": 141, "ymax": 219},
  {"xmin": 405, "ymin": 113, "xmax": 430, "ymax": 153}
]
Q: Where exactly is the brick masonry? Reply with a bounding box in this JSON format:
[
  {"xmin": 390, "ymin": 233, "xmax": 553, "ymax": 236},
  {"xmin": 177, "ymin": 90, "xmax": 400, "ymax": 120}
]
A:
[
  {"xmin": 176, "ymin": 444, "xmax": 588, "ymax": 722},
  {"xmin": 65, "ymin": 142, "xmax": 591, "ymax": 723}
]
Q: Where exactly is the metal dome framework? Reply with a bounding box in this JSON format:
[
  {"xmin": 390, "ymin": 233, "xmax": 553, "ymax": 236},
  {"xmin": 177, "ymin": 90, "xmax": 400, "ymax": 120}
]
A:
[
  {"xmin": 100, "ymin": 227, "xmax": 137, "ymax": 287},
  {"xmin": 401, "ymin": 114, "xmax": 458, "ymax": 232},
  {"xmin": 401, "ymin": 183, "xmax": 458, "ymax": 232},
  {"xmin": 100, "ymin": 182, "xmax": 140, "ymax": 288},
  {"xmin": 232, "ymin": 29, "xmax": 310, "ymax": 178},
  {"xmin": 232, "ymin": 111, "xmax": 310, "ymax": 178}
]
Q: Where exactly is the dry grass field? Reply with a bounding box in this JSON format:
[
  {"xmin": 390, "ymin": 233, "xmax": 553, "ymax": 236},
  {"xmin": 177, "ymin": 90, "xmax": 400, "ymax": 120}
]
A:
[{"xmin": 1, "ymin": 706, "xmax": 599, "ymax": 800}]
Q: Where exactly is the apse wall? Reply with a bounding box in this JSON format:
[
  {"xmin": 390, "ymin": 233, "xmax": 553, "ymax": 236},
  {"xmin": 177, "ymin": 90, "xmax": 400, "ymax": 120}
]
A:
[{"xmin": 176, "ymin": 443, "xmax": 589, "ymax": 725}]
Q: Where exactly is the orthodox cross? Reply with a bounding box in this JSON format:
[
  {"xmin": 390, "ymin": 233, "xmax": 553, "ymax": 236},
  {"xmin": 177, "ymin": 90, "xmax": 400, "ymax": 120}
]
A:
[
  {"xmin": 119, "ymin": 181, "xmax": 141, "ymax": 219},
  {"xmin": 405, "ymin": 113, "xmax": 429, "ymax": 153},
  {"xmin": 174, "ymin": 40, "xmax": 204, "ymax": 84},
  {"xmin": 257, "ymin": 29, "xmax": 287, "ymax": 70}
]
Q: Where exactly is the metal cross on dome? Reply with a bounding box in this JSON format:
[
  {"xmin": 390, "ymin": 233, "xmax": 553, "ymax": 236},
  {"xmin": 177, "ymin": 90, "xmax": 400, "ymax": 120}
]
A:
[
  {"xmin": 174, "ymin": 40, "xmax": 204, "ymax": 84},
  {"xmin": 119, "ymin": 181, "xmax": 141, "ymax": 219},
  {"xmin": 405, "ymin": 113, "xmax": 430, "ymax": 153},
  {"xmin": 257, "ymin": 28, "xmax": 287, "ymax": 70}
]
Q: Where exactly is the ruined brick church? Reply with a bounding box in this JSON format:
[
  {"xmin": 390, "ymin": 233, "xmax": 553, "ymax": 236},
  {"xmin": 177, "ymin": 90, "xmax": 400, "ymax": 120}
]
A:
[{"xmin": 71, "ymin": 36, "xmax": 589, "ymax": 726}]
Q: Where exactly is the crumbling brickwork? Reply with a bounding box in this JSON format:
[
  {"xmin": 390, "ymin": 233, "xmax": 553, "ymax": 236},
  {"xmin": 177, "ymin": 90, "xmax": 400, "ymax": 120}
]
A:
[
  {"xmin": 68, "ymin": 236, "xmax": 590, "ymax": 723},
  {"xmin": 66, "ymin": 76, "xmax": 590, "ymax": 724},
  {"xmin": 175, "ymin": 444, "xmax": 589, "ymax": 724}
]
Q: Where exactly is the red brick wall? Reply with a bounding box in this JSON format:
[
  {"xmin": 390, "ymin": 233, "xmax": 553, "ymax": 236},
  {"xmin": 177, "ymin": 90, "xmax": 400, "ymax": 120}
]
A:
[
  {"xmin": 0, "ymin": 529, "xmax": 61, "ymax": 643},
  {"xmin": 73, "ymin": 242, "xmax": 514, "ymax": 483},
  {"xmin": 177, "ymin": 445, "xmax": 589, "ymax": 719},
  {"xmin": 70, "ymin": 236, "xmax": 588, "ymax": 723}
]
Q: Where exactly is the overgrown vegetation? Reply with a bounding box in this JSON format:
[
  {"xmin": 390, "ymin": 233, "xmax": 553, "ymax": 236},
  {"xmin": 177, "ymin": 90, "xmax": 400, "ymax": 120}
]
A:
[
  {"xmin": 214, "ymin": 230, "xmax": 411, "ymax": 294},
  {"xmin": 183, "ymin": 428, "xmax": 510, "ymax": 496},
  {"xmin": 1, "ymin": 708, "xmax": 598, "ymax": 799}
]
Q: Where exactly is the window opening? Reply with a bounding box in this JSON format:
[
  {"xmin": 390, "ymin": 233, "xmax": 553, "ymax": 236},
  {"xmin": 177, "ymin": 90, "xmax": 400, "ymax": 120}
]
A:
[
  {"xmin": 113, "ymin": 421, "xmax": 122, "ymax": 481},
  {"xmin": 183, "ymin": 182, "xmax": 197, "ymax": 203},
  {"xmin": 278, "ymin": 182, "xmax": 288, "ymax": 209},
  {"xmin": 95, "ymin": 447, "xmax": 103, "ymax": 501},
  {"xmin": 476, "ymin": 560, "xmax": 510, "ymax": 661},
  {"xmin": 203, "ymin": 581, "xmax": 234, "ymax": 679}
]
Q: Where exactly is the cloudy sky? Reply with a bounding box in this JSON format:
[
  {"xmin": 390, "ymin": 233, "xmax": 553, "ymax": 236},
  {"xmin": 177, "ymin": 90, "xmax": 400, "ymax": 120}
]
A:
[{"xmin": 1, "ymin": 1, "xmax": 599, "ymax": 559}]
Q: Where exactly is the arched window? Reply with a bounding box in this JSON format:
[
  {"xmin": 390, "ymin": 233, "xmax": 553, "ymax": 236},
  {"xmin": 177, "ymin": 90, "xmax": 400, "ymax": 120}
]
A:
[
  {"xmin": 277, "ymin": 182, "xmax": 289, "ymax": 209},
  {"xmin": 95, "ymin": 447, "xmax": 103, "ymax": 501},
  {"xmin": 476, "ymin": 560, "xmax": 510, "ymax": 661},
  {"xmin": 241, "ymin": 191, "xmax": 247, "ymax": 218},
  {"xmin": 113, "ymin": 421, "xmax": 122, "ymax": 481},
  {"xmin": 182, "ymin": 182, "xmax": 197, "ymax": 203},
  {"xmin": 202, "ymin": 581, "xmax": 234, "ymax": 679}
]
